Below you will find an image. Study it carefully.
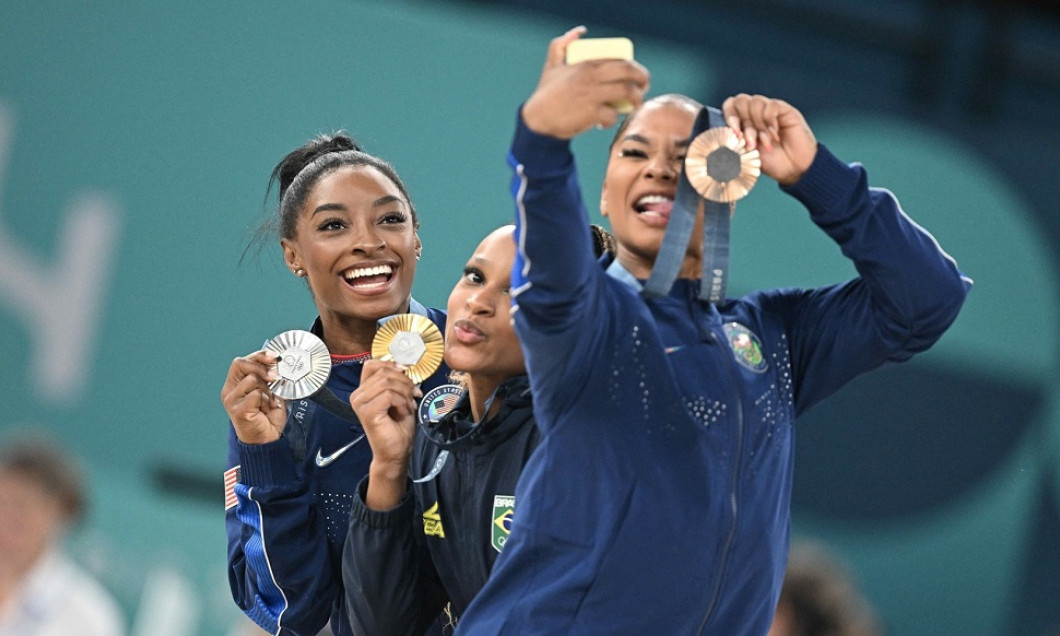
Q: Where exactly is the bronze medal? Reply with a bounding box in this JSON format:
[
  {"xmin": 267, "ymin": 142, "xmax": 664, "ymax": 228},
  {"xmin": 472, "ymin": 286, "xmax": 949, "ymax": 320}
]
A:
[{"xmin": 684, "ymin": 127, "xmax": 761, "ymax": 203}]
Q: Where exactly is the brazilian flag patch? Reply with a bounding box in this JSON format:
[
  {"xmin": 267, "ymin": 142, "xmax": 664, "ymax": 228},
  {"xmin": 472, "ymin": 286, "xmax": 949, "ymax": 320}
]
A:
[{"xmin": 491, "ymin": 495, "xmax": 515, "ymax": 553}]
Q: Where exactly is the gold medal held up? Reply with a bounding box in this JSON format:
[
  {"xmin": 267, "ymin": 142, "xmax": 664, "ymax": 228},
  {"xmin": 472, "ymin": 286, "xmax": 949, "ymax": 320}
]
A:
[
  {"xmin": 371, "ymin": 314, "xmax": 444, "ymax": 384},
  {"xmin": 684, "ymin": 127, "xmax": 761, "ymax": 203}
]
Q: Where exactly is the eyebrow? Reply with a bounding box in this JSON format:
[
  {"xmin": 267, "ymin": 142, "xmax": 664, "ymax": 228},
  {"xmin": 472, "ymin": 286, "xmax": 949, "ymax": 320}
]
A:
[
  {"xmin": 372, "ymin": 195, "xmax": 403, "ymax": 208},
  {"xmin": 311, "ymin": 203, "xmax": 347, "ymax": 216},
  {"xmin": 311, "ymin": 195, "xmax": 405, "ymax": 217},
  {"xmin": 622, "ymin": 133, "xmax": 691, "ymax": 148}
]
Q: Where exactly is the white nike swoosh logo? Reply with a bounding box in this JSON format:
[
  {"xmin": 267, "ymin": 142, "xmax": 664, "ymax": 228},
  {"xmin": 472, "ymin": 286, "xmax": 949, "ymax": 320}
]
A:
[{"xmin": 314, "ymin": 434, "xmax": 366, "ymax": 468}]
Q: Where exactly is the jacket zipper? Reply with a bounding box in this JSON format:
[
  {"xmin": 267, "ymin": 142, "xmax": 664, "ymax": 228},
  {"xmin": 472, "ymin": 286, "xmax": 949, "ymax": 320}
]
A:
[{"xmin": 695, "ymin": 311, "xmax": 746, "ymax": 634}]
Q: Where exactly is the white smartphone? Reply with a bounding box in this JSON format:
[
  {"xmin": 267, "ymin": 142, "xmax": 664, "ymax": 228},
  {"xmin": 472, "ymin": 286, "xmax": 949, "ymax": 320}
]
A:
[
  {"xmin": 565, "ymin": 37, "xmax": 636, "ymax": 114},
  {"xmin": 565, "ymin": 37, "xmax": 634, "ymax": 64}
]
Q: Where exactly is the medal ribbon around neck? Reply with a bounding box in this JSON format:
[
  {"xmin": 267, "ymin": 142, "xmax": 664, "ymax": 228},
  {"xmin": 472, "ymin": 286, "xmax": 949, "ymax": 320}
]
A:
[{"xmin": 640, "ymin": 105, "xmax": 760, "ymax": 303}]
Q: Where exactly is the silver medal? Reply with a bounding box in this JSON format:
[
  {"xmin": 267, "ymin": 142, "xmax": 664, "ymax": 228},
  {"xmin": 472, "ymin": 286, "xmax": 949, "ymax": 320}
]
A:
[{"xmin": 264, "ymin": 330, "xmax": 332, "ymax": 400}]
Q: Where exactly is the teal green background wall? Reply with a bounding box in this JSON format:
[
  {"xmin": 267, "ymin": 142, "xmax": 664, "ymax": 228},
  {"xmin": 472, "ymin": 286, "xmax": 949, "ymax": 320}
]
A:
[{"xmin": 1, "ymin": 1, "xmax": 1057, "ymax": 635}]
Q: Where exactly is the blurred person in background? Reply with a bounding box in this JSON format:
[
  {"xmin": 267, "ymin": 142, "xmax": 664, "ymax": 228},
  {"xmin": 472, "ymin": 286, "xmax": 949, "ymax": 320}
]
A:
[
  {"xmin": 0, "ymin": 433, "xmax": 125, "ymax": 636},
  {"xmin": 768, "ymin": 541, "xmax": 882, "ymax": 636}
]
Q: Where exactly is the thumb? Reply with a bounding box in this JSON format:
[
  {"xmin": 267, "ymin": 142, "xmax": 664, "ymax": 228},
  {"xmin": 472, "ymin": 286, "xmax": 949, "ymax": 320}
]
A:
[{"xmin": 545, "ymin": 25, "xmax": 588, "ymax": 70}]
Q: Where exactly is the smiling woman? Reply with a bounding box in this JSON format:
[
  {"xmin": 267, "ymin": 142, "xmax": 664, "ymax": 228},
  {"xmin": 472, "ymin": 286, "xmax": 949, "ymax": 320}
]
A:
[
  {"xmin": 220, "ymin": 133, "xmax": 451, "ymax": 636},
  {"xmin": 280, "ymin": 164, "xmax": 422, "ymax": 343},
  {"xmin": 453, "ymin": 28, "xmax": 971, "ymax": 636}
]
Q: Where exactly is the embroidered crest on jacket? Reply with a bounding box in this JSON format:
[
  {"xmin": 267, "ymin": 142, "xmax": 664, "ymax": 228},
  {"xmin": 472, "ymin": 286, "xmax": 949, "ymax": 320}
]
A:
[{"xmin": 723, "ymin": 322, "xmax": 769, "ymax": 373}]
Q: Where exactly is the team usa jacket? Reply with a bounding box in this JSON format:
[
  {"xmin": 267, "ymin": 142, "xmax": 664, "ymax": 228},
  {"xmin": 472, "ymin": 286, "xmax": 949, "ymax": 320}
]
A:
[
  {"xmin": 455, "ymin": 114, "xmax": 971, "ymax": 635},
  {"xmin": 342, "ymin": 375, "xmax": 541, "ymax": 636},
  {"xmin": 225, "ymin": 305, "xmax": 449, "ymax": 636}
]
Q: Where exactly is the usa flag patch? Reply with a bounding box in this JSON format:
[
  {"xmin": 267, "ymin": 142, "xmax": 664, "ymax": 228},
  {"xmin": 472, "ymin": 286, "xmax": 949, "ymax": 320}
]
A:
[
  {"xmin": 418, "ymin": 384, "xmax": 463, "ymax": 425},
  {"xmin": 415, "ymin": 385, "xmax": 462, "ymax": 423},
  {"xmin": 224, "ymin": 465, "xmax": 241, "ymax": 510}
]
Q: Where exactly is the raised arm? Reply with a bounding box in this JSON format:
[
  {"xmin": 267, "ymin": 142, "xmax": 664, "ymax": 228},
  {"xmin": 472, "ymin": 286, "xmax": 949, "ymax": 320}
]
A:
[
  {"xmin": 723, "ymin": 94, "xmax": 971, "ymax": 412},
  {"xmin": 509, "ymin": 29, "xmax": 650, "ymax": 407}
]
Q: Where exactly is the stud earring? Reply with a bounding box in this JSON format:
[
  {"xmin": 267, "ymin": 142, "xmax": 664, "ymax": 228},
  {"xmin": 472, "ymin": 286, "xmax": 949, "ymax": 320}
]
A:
[{"xmin": 295, "ymin": 268, "xmax": 306, "ymax": 277}]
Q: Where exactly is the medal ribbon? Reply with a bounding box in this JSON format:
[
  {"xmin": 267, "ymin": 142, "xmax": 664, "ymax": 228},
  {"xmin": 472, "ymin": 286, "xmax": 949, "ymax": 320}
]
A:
[
  {"xmin": 307, "ymin": 386, "xmax": 358, "ymax": 422},
  {"xmin": 641, "ymin": 106, "xmax": 734, "ymax": 303}
]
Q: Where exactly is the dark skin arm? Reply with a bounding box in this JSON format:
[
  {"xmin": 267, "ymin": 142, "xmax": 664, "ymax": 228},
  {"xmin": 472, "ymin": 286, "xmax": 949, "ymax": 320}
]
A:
[{"xmin": 348, "ymin": 359, "xmax": 421, "ymax": 510}]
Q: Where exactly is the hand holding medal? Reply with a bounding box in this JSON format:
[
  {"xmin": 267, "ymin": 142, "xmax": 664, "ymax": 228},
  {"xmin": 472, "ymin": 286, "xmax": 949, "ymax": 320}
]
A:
[{"xmin": 719, "ymin": 93, "xmax": 818, "ymax": 187}]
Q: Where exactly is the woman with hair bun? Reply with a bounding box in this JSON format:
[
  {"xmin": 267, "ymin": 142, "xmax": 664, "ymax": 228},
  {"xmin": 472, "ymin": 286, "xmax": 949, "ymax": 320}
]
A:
[{"xmin": 222, "ymin": 133, "xmax": 451, "ymax": 636}]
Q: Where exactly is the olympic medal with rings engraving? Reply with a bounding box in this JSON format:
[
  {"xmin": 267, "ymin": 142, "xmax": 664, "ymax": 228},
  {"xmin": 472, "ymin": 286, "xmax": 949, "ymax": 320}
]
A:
[
  {"xmin": 684, "ymin": 127, "xmax": 761, "ymax": 203},
  {"xmin": 264, "ymin": 330, "xmax": 332, "ymax": 400},
  {"xmin": 371, "ymin": 314, "xmax": 444, "ymax": 384}
]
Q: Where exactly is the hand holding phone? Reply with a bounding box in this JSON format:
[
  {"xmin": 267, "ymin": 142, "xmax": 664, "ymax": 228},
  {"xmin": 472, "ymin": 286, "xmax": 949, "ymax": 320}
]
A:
[{"xmin": 565, "ymin": 37, "xmax": 636, "ymax": 114}]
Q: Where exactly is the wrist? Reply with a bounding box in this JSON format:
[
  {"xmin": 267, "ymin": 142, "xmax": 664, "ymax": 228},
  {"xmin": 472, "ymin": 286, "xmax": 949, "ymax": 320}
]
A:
[
  {"xmin": 521, "ymin": 99, "xmax": 567, "ymax": 140},
  {"xmin": 366, "ymin": 460, "xmax": 410, "ymax": 511},
  {"xmin": 234, "ymin": 429, "xmax": 280, "ymax": 445},
  {"xmin": 369, "ymin": 458, "xmax": 408, "ymax": 486}
]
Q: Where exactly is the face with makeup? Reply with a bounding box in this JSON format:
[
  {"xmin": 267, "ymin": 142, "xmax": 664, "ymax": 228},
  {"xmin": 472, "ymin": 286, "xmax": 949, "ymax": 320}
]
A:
[
  {"xmin": 600, "ymin": 97, "xmax": 704, "ymax": 280},
  {"xmin": 281, "ymin": 165, "xmax": 421, "ymax": 334},
  {"xmin": 444, "ymin": 226, "xmax": 525, "ymax": 391}
]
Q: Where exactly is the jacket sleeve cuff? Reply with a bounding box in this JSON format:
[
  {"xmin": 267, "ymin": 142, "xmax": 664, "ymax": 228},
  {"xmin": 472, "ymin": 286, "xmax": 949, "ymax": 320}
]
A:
[
  {"xmin": 780, "ymin": 144, "xmax": 862, "ymax": 216},
  {"xmin": 510, "ymin": 104, "xmax": 576, "ymax": 178},
  {"xmin": 237, "ymin": 437, "xmax": 298, "ymax": 486},
  {"xmin": 349, "ymin": 475, "xmax": 416, "ymax": 529}
]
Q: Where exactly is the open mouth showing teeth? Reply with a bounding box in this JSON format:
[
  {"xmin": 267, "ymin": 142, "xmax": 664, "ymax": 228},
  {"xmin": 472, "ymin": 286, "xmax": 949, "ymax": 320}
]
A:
[
  {"xmin": 342, "ymin": 264, "xmax": 394, "ymax": 288},
  {"xmin": 634, "ymin": 194, "xmax": 675, "ymax": 214}
]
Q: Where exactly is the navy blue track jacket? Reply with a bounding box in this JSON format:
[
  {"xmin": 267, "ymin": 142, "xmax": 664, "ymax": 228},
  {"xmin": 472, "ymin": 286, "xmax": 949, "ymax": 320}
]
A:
[
  {"xmin": 455, "ymin": 114, "xmax": 971, "ymax": 635},
  {"xmin": 225, "ymin": 304, "xmax": 449, "ymax": 636},
  {"xmin": 342, "ymin": 375, "xmax": 540, "ymax": 636}
]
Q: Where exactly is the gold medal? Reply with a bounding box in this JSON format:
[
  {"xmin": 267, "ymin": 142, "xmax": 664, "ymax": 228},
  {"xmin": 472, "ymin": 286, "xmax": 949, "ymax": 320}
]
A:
[
  {"xmin": 264, "ymin": 330, "xmax": 332, "ymax": 400},
  {"xmin": 684, "ymin": 127, "xmax": 761, "ymax": 203},
  {"xmin": 371, "ymin": 314, "xmax": 444, "ymax": 384}
]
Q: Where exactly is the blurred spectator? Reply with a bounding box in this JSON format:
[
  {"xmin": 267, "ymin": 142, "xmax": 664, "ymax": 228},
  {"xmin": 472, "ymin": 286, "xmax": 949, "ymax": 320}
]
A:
[
  {"xmin": 0, "ymin": 433, "xmax": 125, "ymax": 635},
  {"xmin": 768, "ymin": 541, "xmax": 882, "ymax": 636}
]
